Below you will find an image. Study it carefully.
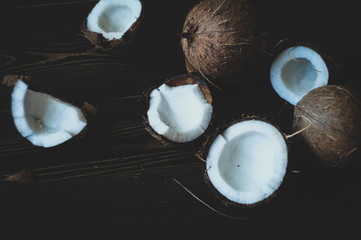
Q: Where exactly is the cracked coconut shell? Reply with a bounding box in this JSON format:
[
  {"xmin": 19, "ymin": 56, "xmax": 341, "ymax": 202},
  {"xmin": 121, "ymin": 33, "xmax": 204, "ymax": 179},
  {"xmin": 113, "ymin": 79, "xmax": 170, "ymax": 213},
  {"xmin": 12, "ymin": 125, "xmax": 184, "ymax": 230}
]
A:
[
  {"xmin": 181, "ymin": 0, "xmax": 265, "ymax": 84},
  {"xmin": 293, "ymin": 85, "xmax": 361, "ymax": 167},
  {"xmin": 81, "ymin": 0, "xmax": 144, "ymax": 52},
  {"xmin": 3, "ymin": 75, "xmax": 97, "ymax": 148},
  {"xmin": 142, "ymin": 73, "xmax": 213, "ymax": 144}
]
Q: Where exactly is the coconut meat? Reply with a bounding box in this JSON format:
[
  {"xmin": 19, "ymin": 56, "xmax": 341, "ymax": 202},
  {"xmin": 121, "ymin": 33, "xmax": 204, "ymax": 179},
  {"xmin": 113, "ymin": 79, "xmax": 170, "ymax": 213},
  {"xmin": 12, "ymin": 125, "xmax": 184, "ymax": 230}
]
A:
[
  {"xmin": 206, "ymin": 120, "xmax": 287, "ymax": 205},
  {"xmin": 147, "ymin": 84, "xmax": 213, "ymax": 143},
  {"xmin": 270, "ymin": 46, "xmax": 328, "ymax": 105},
  {"xmin": 87, "ymin": 0, "xmax": 142, "ymax": 40},
  {"xmin": 11, "ymin": 80, "xmax": 87, "ymax": 148}
]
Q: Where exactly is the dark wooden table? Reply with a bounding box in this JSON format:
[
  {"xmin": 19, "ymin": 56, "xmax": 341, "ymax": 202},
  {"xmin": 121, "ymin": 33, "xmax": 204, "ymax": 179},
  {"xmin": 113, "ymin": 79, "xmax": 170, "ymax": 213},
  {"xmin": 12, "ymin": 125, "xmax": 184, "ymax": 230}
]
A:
[{"xmin": 1, "ymin": 1, "xmax": 361, "ymax": 239}]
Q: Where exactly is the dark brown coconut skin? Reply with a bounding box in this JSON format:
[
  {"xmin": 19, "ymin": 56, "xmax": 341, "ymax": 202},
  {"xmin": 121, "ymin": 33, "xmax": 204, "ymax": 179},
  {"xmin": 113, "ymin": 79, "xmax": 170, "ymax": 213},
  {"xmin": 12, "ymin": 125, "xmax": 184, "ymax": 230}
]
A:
[
  {"xmin": 2, "ymin": 75, "xmax": 31, "ymax": 87},
  {"xmin": 142, "ymin": 73, "xmax": 213, "ymax": 145},
  {"xmin": 81, "ymin": 0, "xmax": 144, "ymax": 52},
  {"xmin": 293, "ymin": 85, "xmax": 361, "ymax": 167},
  {"xmin": 181, "ymin": 0, "xmax": 265, "ymax": 83},
  {"xmin": 200, "ymin": 117, "xmax": 289, "ymax": 208}
]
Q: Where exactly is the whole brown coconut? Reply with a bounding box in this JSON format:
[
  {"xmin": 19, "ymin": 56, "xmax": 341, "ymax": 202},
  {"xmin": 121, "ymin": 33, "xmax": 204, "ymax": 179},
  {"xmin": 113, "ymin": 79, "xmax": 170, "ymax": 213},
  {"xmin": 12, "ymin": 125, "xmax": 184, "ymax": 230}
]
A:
[
  {"xmin": 181, "ymin": 0, "xmax": 265, "ymax": 84},
  {"xmin": 293, "ymin": 85, "xmax": 361, "ymax": 167}
]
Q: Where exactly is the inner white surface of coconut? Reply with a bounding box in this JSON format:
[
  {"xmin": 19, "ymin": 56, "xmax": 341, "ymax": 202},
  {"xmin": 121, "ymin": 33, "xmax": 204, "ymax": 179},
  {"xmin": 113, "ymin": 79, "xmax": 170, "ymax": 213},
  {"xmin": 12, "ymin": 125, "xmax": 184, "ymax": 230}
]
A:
[
  {"xmin": 11, "ymin": 80, "xmax": 87, "ymax": 148},
  {"xmin": 147, "ymin": 84, "xmax": 213, "ymax": 143},
  {"xmin": 270, "ymin": 46, "xmax": 328, "ymax": 105},
  {"xmin": 87, "ymin": 0, "xmax": 142, "ymax": 40},
  {"xmin": 206, "ymin": 120, "xmax": 287, "ymax": 205}
]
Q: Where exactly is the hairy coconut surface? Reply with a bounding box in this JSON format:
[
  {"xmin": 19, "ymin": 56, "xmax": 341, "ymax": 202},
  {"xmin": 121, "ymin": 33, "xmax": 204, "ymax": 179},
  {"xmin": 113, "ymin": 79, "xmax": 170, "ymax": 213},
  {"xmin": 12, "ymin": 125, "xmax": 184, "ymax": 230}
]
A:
[
  {"xmin": 294, "ymin": 85, "xmax": 361, "ymax": 167},
  {"xmin": 181, "ymin": 0, "xmax": 265, "ymax": 83}
]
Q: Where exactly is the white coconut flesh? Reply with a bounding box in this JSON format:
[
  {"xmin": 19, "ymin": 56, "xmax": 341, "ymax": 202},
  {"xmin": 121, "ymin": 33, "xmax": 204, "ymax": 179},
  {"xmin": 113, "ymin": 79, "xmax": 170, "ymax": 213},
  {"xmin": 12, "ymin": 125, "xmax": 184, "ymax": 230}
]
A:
[
  {"xmin": 87, "ymin": 0, "xmax": 142, "ymax": 40},
  {"xmin": 270, "ymin": 46, "xmax": 329, "ymax": 105},
  {"xmin": 147, "ymin": 83, "xmax": 213, "ymax": 143},
  {"xmin": 206, "ymin": 120, "xmax": 288, "ymax": 205},
  {"xmin": 11, "ymin": 80, "xmax": 87, "ymax": 148}
]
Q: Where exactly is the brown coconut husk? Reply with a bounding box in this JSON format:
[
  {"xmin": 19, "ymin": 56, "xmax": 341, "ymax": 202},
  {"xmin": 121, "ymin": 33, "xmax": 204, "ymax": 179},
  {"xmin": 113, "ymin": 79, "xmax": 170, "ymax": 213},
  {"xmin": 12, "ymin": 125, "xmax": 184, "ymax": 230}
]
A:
[
  {"xmin": 293, "ymin": 85, "xmax": 361, "ymax": 167},
  {"xmin": 2, "ymin": 75, "xmax": 31, "ymax": 87},
  {"xmin": 5, "ymin": 169, "xmax": 33, "ymax": 184},
  {"xmin": 181, "ymin": 0, "xmax": 266, "ymax": 86}
]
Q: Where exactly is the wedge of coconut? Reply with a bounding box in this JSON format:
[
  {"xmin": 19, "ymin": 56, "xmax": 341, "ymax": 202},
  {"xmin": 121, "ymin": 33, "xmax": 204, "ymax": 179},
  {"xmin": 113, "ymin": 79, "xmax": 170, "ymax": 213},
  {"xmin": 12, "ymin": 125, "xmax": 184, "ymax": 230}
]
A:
[
  {"xmin": 82, "ymin": 0, "xmax": 142, "ymax": 49},
  {"xmin": 145, "ymin": 74, "xmax": 213, "ymax": 143},
  {"xmin": 270, "ymin": 46, "xmax": 329, "ymax": 105},
  {"xmin": 205, "ymin": 119, "xmax": 288, "ymax": 206},
  {"xmin": 11, "ymin": 80, "xmax": 87, "ymax": 148}
]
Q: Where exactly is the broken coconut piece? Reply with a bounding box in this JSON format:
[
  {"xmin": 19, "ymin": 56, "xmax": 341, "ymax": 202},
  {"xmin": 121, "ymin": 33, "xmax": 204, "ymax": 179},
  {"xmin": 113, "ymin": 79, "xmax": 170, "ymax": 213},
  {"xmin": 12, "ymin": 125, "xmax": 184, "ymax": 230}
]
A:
[
  {"xmin": 82, "ymin": 0, "xmax": 142, "ymax": 49},
  {"xmin": 146, "ymin": 74, "xmax": 213, "ymax": 143},
  {"xmin": 270, "ymin": 46, "xmax": 329, "ymax": 105},
  {"xmin": 206, "ymin": 119, "xmax": 288, "ymax": 206},
  {"xmin": 11, "ymin": 80, "xmax": 87, "ymax": 148}
]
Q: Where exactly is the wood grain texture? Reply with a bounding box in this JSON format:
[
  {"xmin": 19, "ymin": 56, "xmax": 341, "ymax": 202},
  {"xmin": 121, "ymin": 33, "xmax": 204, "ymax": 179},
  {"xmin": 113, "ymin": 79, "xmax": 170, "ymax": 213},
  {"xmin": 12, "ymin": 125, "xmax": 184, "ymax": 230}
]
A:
[{"xmin": 1, "ymin": 0, "xmax": 361, "ymax": 239}]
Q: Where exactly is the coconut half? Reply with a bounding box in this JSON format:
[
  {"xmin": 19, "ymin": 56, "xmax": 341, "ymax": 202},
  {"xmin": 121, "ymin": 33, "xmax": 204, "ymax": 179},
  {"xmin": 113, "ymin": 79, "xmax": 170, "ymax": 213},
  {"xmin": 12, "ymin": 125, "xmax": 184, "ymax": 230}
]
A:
[
  {"xmin": 145, "ymin": 74, "xmax": 213, "ymax": 143},
  {"xmin": 11, "ymin": 80, "xmax": 87, "ymax": 148},
  {"xmin": 82, "ymin": 0, "xmax": 142, "ymax": 49},
  {"xmin": 206, "ymin": 119, "xmax": 288, "ymax": 206},
  {"xmin": 270, "ymin": 46, "xmax": 329, "ymax": 105}
]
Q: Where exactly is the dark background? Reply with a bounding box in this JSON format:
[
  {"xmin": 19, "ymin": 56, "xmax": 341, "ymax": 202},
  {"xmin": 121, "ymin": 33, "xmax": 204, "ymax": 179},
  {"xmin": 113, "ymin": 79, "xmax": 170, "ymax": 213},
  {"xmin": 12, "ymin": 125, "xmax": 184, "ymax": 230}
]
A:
[{"xmin": 1, "ymin": 0, "xmax": 361, "ymax": 239}]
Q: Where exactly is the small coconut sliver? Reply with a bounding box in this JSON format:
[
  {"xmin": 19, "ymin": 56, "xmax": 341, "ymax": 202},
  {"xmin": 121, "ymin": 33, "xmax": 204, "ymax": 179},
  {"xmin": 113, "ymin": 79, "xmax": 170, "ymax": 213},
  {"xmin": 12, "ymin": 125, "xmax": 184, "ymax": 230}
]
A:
[
  {"xmin": 11, "ymin": 80, "xmax": 87, "ymax": 148},
  {"xmin": 270, "ymin": 46, "xmax": 329, "ymax": 106},
  {"xmin": 206, "ymin": 119, "xmax": 288, "ymax": 206},
  {"xmin": 147, "ymin": 79, "xmax": 213, "ymax": 143}
]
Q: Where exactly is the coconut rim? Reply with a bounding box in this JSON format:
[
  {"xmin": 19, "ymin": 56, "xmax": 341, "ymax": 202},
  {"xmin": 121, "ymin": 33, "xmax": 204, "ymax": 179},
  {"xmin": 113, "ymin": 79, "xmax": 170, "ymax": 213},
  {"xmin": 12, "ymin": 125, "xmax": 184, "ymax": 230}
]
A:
[
  {"xmin": 81, "ymin": 0, "xmax": 144, "ymax": 49},
  {"xmin": 270, "ymin": 45, "xmax": 329, "ymax": 106},
  {"xmin": 142, "ymin": 73, "xmax": 214, "ymax": 145},
  {"xmin": 202, "ymin": 117, "xmax": 289, "ymax": 207}
]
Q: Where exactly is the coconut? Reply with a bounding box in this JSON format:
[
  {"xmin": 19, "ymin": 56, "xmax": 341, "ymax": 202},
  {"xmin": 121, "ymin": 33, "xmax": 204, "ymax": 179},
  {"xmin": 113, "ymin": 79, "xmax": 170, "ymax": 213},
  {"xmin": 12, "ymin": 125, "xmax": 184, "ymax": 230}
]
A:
[
  {"xmin": 10, "ymin": 80, "xmax": 88, "ymax": 148},
  {"xmin": 81, "ymin": 0, "xmax": 143, "ymax": 51},
  {"xmin": 270, "ymin": 46, "xmax": 329, "ymax": 105},
  {"xmin": 143, "ymin": 73, "xmax": 213, "ymax": 143},
  {"xmin": 293, "ymin": 85, "xmax": 361, "ymax": 167},
  {"xmin": 204, "ymin": 118, "xmax": 288, "ymax": 206},
  {"xmin": 180, "ymin": 0, "xmax": 265, "ymax": 85}
]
